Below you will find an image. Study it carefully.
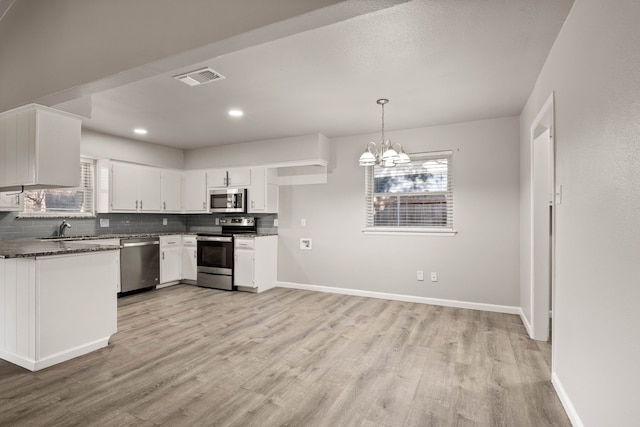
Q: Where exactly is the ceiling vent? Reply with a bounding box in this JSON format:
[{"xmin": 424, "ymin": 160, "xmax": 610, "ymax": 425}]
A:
[{"xmin": 173, "ymin": 67, "xmax": 225, "ymax": 87}]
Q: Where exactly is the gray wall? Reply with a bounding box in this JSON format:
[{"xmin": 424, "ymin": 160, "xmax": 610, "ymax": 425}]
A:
[
  {"xmin": 519, "ymin": 0, "xmax": 640, "ymax": 424},
  {"xmin": 278, "ymin": 116, "xmax": 520, "ymax": 307}
]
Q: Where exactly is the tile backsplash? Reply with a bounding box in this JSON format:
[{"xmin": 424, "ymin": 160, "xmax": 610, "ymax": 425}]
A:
[{"xmin": 0, "ymin": 212, "xmax": 277, "ymax": 239}]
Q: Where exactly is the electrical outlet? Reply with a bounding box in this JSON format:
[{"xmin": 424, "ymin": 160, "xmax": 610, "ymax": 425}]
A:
[
  {"xmin": 99, "ymin": 218, "xmax": 109, "ymax": 227},
  {"xmin": 301, "ymin": 218, "xmax": 307, "ymax": 227},
  {"xmin": 162, "ymin": 218, "xmax": 167, "ymax": 226},
  {"xmin": 274, "ymin": 219, "xmax": 279, "ymax": 227},
  {"xmin": 417, "ymin": 271, "xmax": 424, "ymax": 281},
  {"xmin": 431, "ymin": 272, "xmax": 438, "ymax": 282}
]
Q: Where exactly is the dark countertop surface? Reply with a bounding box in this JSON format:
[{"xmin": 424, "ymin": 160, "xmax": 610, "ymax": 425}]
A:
[
  {"xmin": 0, "ymin": 239, "xmax": 121, "ymax": 259},
  {"xmin": 0, "ymin": 232, "xmax": 276, "ymax": 258}
]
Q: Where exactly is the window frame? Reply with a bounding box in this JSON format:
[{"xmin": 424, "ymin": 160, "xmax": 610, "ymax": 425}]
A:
[
  {"xmin": 363, "ymin": 150, "xmax": 456, "ymax": 236},
  {"xmin": 18, "ymin": 158, "xmax": 97, "ymax": 218}
]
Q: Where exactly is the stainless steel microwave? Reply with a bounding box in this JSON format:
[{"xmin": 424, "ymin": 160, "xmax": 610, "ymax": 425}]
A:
[{"xmin": 209, "ymin": 188, "xmax": 247, "ymax": 213}]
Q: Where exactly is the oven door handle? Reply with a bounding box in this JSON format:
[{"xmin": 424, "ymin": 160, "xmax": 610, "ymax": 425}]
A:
[{"xmin": 196, "ymin": 236, "xmax": 233, "ymax": 243}]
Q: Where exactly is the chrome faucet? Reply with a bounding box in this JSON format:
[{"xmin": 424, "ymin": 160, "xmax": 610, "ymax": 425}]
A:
[{"xmin": 59, "ymin": 220, "xmax": 72, "ymax": 236}]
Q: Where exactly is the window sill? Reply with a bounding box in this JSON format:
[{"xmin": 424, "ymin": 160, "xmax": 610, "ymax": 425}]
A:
[
  {"xmin": 17, "ymin": 213, "xmax": 96, "ymax": 219},
  {"xmin": 362, "ymin": 227, "xmax": 457, "ymax": 236}
]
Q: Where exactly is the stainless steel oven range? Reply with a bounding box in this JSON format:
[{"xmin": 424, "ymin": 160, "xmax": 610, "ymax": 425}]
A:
[{"xmin": 196, "ymin": 216, "xmax": 256, "ymax": 291}]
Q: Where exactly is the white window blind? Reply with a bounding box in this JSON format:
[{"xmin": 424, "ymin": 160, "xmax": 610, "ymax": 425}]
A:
[
  {"xmin": 22, "ymin": 159, "xmax": 96, "ymax": 216},
  {"xmin": 365, "ymin": 151, "xmax": 453, "ymax": 231}
]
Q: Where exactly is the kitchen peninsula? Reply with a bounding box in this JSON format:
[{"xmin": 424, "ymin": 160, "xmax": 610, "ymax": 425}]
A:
[{"xmin": 0, "ymin": 239, "xmax": 120, "ymax": 371}]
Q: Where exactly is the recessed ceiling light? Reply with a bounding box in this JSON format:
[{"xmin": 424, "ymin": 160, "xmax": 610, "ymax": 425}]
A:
[
  {"xmin": 228, "ymin": 109, "xmax": 244, "ymax": 118},
  {"xmin": 134, "ymin": 128, "xmax": 148, "ymax": 135}
]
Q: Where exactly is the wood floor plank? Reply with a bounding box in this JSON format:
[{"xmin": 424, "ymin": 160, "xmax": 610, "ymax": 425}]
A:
[{"xmin": 0, "ymin": 285, "xmax": 571, "ymax": 426}]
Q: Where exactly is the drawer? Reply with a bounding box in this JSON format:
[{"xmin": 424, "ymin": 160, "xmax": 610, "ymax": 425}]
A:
[
  {"xmin": 160, "ymin": 235, "xmax": 182, "ymax": 247},
  {"xmin": 182, "ymin": 235, "xmax": 197, "ymax": 247},
  {"xmin": 234, "ymin": 237, "xmax": 255, "ymax": 250}
]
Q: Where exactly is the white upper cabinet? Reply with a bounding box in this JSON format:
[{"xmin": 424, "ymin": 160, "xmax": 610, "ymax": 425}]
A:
[
  {"xmin": 0, "ymin": 104, "xmax": 81, "ymax": 191},
  {"xmin": 138, "ymin": 168, "xmax": 162, "ymax": 211},
  {"xmin": 161, "ymin": 170, "xmax": 182, "ymax": 212},
  {"xmin": 248, "ymin": 167, "xmax": 278, "ymax": 213},
  {"xmin": 106, "ymin": 161, "xmax": 161, "ymax": 212},
  {"xmin": 207, "ymin": 168, "xmax": 251, "ymax": 188},
  {"xmin": 182, "ymin": 171, "xmax": 208, "ymax": 212},
  {"xmin": 0, "ymin": 192, "xmax": 22, "ymax": 211}
]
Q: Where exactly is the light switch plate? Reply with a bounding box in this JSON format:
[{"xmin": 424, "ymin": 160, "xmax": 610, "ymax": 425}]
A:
[
  {"xmin": 163, "ymin": 218, "xmax": 168, "ymax": 225},
  {"xmin": 99, "ymin": 218, "xmax": 109, "ymax": 227}
]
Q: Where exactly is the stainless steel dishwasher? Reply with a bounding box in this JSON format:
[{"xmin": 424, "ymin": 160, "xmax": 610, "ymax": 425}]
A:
[{"xmin": 120, "ymin": 237, "xmax": 160, "ymax": 293}]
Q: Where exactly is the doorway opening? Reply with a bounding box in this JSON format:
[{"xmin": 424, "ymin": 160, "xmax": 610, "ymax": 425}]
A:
[{"xmin": 530, "ymin": 93, "xmax": 555, "ymax": 343}]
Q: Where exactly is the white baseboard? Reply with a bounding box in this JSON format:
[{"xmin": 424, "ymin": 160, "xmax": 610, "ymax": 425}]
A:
[
  {"xmin": 552, "ymin": 371, "xmax": 584, "ymax": 427},
  {"xmin": 0, "ymin": 336, "xmax": 111, "ymax": 372},
  {"xmin": 277, "ymin": 281, "xmax": 520, "ymax": 315},
  {"xmin": 519, "ymin": 307, "xmax": 534, "ymax": 338}
]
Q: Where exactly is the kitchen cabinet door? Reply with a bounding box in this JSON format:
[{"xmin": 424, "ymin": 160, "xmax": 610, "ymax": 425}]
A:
[
  {"xmin": 110, "ymin": 162, "xmax": 139, "ymax": 211},
  {"xmin": 227, "ymin": 168, "xmax": 251, "ymax": 187},
  {"xmin": 160, "ymin": 235, "xmax": 182, "ymax": 284},
  {"xmin": 248, "ymin": 167, "xmax": 278, "ymax": 213},
  {"xmin": 182, "ymin": 171, "xmax": 208, "ymax": 212},
  {"xmin": 0, "ymin": 192, "xmax": 22, "ymax": 211},
  {"xmin": 161, "ymin": 170, "xmax": 181, "ymax": 212},
  {"xmin": 182, "ymin": 246, "xmax": 197, "ymax": 281},
  {"xmin": 234, "ymin": 249, "xmax": 255, "ymax": 288},
  {"xmin": 138, "ymin": 167, "xmax": 162, "ymax": 211},
  {"xmin": 206, "ymin": 168, "xmax": 251, "ymax": 188},
  {"xmin": 206, "ymin": 169, "xmax": 228, "ymax": 188}
]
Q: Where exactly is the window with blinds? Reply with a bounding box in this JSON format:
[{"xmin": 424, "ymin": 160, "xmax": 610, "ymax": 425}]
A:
[
  {"xmin": 365, "ymin": 151, "xmax": 453, "ymax": 231},
  {"xmin": 22, "ymin": 159, "xmax": 96, "ymax": 216}
]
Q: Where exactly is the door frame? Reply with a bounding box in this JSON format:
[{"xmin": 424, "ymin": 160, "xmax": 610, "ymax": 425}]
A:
[{"xmin": 529, "ymin": 92, "xmax": 555, "ymax": 342}]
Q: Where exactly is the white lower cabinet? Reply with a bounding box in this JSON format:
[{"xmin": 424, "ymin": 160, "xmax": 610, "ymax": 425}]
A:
[
  {"xmin": 182, "ymin": 235, "xmax": 197, "ymax": 282},
  {"xmin": 234, "ymin": 235, "xmax": 277, "ymax": 292},
  {"xmin": 0, "ymin": 251, "xmax": 119, "ymax": 371},
  {"xmin": 160, "ymin": 235, "xmax": 182, "ymax": 285}
]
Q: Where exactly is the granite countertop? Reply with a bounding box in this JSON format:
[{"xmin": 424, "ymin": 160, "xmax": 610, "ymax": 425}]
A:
[
  {"xmin": 0, "ymin": 238, "xmax": 121, "ymax": 259},
  {"xmin": 0, "ymin": 232, "xmax": 275, "ymax": 258}
]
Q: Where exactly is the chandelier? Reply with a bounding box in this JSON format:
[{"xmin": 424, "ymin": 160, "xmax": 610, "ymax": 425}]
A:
[{"xmin": 358, "ymin": 98, "xmax": 410, "ymax": 167}]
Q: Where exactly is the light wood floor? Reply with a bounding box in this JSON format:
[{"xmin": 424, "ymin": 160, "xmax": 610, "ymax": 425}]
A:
[{"xmin": 0, "ymin": 285, "xmax": 570, "ymax": 426}]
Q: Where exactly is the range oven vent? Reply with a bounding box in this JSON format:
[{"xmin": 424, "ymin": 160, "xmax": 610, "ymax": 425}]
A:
[{"xmin": 173, "ymin": 67, "xmax": 225, "ymax": 86}]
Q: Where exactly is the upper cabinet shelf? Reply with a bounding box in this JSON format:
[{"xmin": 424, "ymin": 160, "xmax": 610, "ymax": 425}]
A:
[{"xmin": 0, "ymin": 104, "xmax": 82, "ymax": 191}]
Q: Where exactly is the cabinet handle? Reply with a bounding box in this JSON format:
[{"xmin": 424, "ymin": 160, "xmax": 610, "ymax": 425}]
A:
[
  {"xmin": 251, "ymin": 200, "xmax": 255, "ymax": 208},
  {"xmin": 162, "ymin": 251, "xmax": 165, "ymax": 260},
  {"xmin": 163, "ymin": 201, "xmax": 166, "ymax": 210},
  {"xmin": 136, "ymin": 200, "xmax": 138, "ymax": 210},
  {"xmin": 140, "ymin": 200, "xmax": 143, "ymax": 210},
  {"xmin": 202, "ymin": 201, "xmax": 206, "ymax": 209}
]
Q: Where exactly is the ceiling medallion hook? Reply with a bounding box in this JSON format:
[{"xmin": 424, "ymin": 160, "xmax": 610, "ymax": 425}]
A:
[{"xmin": 358, "ymin": 98, "xmax": 410, "ymax": 167}]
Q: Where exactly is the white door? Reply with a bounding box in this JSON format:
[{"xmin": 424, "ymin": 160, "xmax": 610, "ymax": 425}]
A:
[{"xmin": 532, "ymin": 129, "xmax": 552, "ymax": 341}]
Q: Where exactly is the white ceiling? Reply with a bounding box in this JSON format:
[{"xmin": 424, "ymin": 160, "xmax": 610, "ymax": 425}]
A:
[{"xmin": 83, "ymin": 0, "xmax": 574, "ymax": 150}]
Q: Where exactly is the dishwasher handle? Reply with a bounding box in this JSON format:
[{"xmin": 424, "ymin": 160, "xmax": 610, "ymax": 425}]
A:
[{"xmin": 122, "ymin": 241, "xmax": 160, "ymax": 248}]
